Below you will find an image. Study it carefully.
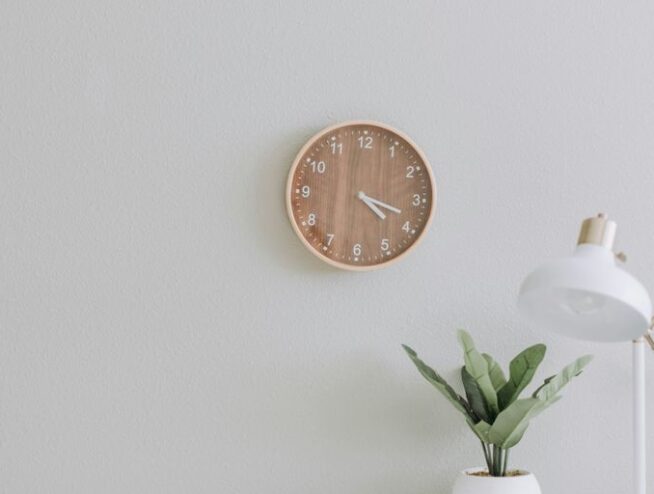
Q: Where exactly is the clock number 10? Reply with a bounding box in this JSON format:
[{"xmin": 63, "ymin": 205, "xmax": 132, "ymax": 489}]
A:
[{"xmin": 310, "ymin": 160, "xmax": 326, "ymax": 174}]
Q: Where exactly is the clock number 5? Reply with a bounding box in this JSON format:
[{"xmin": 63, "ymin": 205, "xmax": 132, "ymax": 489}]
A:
[
  {"xmin": 380, "ymin": 238, "xmax": 389, "ymax": 251},
  {"xmin": 357, "ymin": 136, "xmax": 373, "ymax": 149}
]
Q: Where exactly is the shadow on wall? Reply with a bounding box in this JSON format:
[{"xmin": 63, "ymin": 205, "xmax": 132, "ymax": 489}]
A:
[
  {"xmin": 251, "ymin": 127, "xmax": 343, "ymax": 274},
  {"xmin": 255, "ymin": 351, "xmax": 470, "ymax": 493}
]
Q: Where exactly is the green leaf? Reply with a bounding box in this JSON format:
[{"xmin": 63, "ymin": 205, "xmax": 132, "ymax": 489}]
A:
[
  {"xmin": 497, "ymin": 344, "xmax": 546, "ymax": 409},
  {"xmin": 461, "ymin": 367, "xmax": 490, "ymax": 422},
  {"xmin": 402, "ymin": 345, "xmax": 475, "ymax": 421},
  {"xmin": 531, "ymin": 375, "xmax": 555, "ymax": 398},
  {"xmin": 483, "ymin": 353, "xmax": 507, "ymax": 392},
  {"xmin": 487, "ymin": 397, "xmax": 558, "ymax": 449},
  {"xmin": 457, "ymin": 330, "xmax": 499, "ymax": 416},
  {"xmin": 468, "ymin": 419, "xmax": 491, "ymax": 443},
  {"xmin": 535, "ymin": 355, "xmax": 593, "ymax": 403}
]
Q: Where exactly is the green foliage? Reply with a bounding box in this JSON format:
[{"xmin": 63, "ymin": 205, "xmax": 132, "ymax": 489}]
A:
[
  {"xmin": 497, "ymin": 344, "xmax": 546, "ymax": 408},
  {"xmin": 403, "ymin": 332, "xmax": 592, "ymax": 476},
  {"xmin": 457, "ymin": 330, "xmax": 500, "ymax": 417}
]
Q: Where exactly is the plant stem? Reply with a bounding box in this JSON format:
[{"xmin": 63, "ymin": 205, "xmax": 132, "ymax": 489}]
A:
[
  {"xmin": 502, "ymin": 449, "xmax": 510, "ymax": 476},
  {"xmin": 481, "ymin": 441, "xmax": 491, "ymax": 472}
]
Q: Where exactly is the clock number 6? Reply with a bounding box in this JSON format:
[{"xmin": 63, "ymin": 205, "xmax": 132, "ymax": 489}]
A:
[{"xmin": 353, "ymin": 243, "xmax": 362, "ymax": 256}]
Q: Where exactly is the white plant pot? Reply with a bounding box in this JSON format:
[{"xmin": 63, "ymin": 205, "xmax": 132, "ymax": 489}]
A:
[{"xmin": 451, "ymin": 467, "xmax": 541, "ymax": 494}]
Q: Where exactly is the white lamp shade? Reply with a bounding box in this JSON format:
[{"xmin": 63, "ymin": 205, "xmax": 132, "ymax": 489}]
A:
[{"xmin": 518, "ymin": 244, "xmax": 652, "ymax": 342}]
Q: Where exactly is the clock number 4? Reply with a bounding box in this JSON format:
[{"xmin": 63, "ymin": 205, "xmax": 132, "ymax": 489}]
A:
[
  {"xmin": 357, "ymin": 136, "xmax": 373, "ymax": 149},
  {"xmin": 402, "ymin": 221, "xmax": 411, "ymax": 233},
  {"xmin": 310, "ymin": 160, "xmax": 326, "ymax": 174}
]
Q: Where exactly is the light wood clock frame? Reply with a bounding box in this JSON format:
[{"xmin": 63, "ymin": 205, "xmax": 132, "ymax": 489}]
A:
[{"xmin": 286, "ymin": 120, "xmax": 436, "ymax": 271}]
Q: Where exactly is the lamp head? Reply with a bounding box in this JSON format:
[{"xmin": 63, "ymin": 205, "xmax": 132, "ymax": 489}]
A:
[{"xmin": 518, "ymin": 214, "xmax": 652, "ymax": 342}]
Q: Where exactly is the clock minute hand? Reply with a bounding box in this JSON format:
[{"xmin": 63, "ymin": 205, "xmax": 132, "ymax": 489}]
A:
[
  {"xmin": 365, "ymin": 196, "xmax": 402, "ymax": 214},
  {"xmin": 357, "ymin": 191, "xmax": 386, "ymax": 220}
]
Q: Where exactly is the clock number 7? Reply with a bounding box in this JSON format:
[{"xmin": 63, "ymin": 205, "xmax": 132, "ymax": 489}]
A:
[{"xmin": 326, "ymin": 233, "xmax": 335, "ymax": 246}]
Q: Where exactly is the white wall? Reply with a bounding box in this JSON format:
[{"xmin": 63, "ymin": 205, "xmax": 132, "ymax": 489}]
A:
[{"xmin": 2, "ymin": 1, "xmax": 654, "ymax": 492}]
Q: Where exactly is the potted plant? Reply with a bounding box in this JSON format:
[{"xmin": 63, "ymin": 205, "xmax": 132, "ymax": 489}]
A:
[{"xmin": 403, "ymin": 330, "xmax": 592, "ymax": 494}]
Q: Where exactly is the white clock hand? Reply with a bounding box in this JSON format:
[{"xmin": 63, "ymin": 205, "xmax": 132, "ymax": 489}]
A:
[
  {"xmin": 365, "ymin": 195, "xmax": 402, "ymax": 214},
  {"xmin": 357, "ymin": 191, "xmax": 386, "ymax": 220}
]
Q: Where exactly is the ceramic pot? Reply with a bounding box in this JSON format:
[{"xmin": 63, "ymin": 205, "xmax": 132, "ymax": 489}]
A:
[{"xmin": 451, "ymin": 467, "xmax": 541, "ymax": 494}]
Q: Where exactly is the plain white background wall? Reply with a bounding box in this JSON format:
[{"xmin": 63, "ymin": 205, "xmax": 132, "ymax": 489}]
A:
[{"xmin": 2, "ymin": 1, "xmax": 654, "ymax": 492}]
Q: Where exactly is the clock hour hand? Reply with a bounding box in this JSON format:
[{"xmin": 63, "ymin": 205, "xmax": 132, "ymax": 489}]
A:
[
  {"xmin": 357, "ymin": 191, "xmax": 386, "ymax": 220},
  {"xmin": 364, "ymin": 195, "xmax": 402, "ymax": 214}
]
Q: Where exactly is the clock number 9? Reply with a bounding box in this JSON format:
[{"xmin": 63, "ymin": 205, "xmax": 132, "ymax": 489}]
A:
[
  {"xmin": 353, "ymin": 243, "xmax": 362, "ymax": 256},
  {"xmin": 310, "ymin": 160, "xmax": 326, "ymax": 174},
  {"xmin": 301, "ymin": 186, "xmax": 311, "ymax": 198},
  {"xmin": 307, "ymin": 213, "xmax": 316, "ymax": 226}
]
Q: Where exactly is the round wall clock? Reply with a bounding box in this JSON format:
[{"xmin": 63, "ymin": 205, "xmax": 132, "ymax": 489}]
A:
[{"xmin": 286, "ymin": 120, "xmax": 436, "ymax": 271}]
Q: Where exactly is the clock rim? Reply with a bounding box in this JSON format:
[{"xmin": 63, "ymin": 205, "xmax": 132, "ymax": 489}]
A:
[{"xmin": 285, "ymin": 119, "xmax": 437, "ymax": 271}]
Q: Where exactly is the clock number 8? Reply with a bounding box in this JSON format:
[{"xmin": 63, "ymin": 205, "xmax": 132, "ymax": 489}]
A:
[{"xmin": 307, "ymin": 213, "xmax": 316, "ymax": 226}]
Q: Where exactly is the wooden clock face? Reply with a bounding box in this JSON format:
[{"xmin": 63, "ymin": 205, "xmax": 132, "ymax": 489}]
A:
[{"xmin": 286, "ymin": 121, "xmax": 436, "ymax": 270}]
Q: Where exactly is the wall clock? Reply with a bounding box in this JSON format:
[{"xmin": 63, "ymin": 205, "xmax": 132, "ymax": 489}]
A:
[{"xmin": 286, "ymin": 120, "xmax": 436, "ymax": 271}]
